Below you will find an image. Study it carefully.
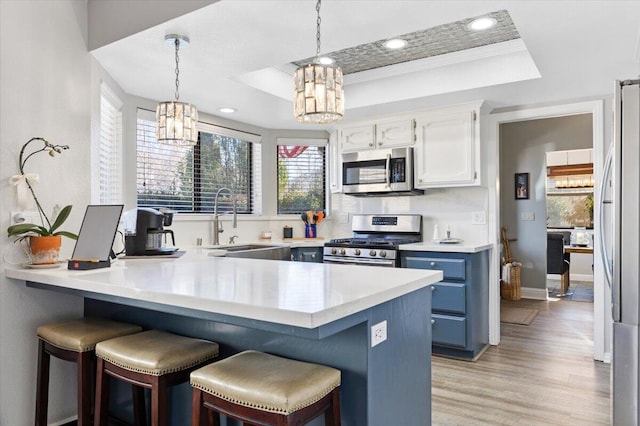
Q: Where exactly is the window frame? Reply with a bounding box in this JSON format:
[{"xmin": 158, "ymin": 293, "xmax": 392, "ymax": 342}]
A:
[{"xmin": 275, "ymin": 137, "xmax": 329, "ymax": 215}]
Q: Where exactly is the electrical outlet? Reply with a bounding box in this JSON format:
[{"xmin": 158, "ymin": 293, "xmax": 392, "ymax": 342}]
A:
[
  {"xmin": 339, "ymin": 212, "xmax": 349, "ymax": 224},
  {"xmin": 520, "ymin": 212, "xmax": 535, "ymax": 221},
  {"xmin": 10, "ymin": 211, "xmax": 39, "ymax": 226},
  {"xmin": 471, "ymin": 211, "xmax": 486, "ymax": 225},
  {"xmin": 371, "ymin": 320, "xmax": 387, "ymax": 347}
]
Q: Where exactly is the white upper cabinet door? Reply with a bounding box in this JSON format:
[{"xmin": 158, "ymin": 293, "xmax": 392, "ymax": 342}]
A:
[
  {"xmin": 415, "ymin": 108, "xmax": 479, "ymax": 188},
  {"xmin": 328, "ymin": 130, "xmax": 342, "ymax": 193},
  {"xmin": 567, "ymin": 148, "xmax": 592, "ymax": 164},
  {"xmin": 340, "ymin": 124, "xmax": 375, "ymax": 152},
  {"xmin": 375, "ymin": 119, "xmax": 415, "ymax": 148},
  {"xmin": 546, "ymin": 151, "xmax": 568, "ymax": 166}
]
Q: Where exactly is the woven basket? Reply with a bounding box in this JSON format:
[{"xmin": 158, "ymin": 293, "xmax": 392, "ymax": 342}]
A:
[{"xmin": 500, "ymin": 264, "xmax": 521, "ymax": 301}]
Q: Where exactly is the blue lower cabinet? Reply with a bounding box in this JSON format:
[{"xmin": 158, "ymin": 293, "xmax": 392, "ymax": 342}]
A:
[
  {"xmin": 431, "ymin": 314, "xmax": 466, "ymax": 348},
  {"xmin": 401, "ymin": 249, "xmax": 489, "ymax": 361},
  {"xmin": 290, "ymin": 247, "xmax": 323, "ymax": 262}
]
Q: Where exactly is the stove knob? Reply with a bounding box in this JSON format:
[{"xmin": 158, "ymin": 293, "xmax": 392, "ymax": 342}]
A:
[
  {"xmin": 380, "ymin": 250, "xmax": 387, "ymax": 258},
  {"xmin": 339, "ymin": 248, "xmax": 346, "ymax": 255},
  {"xmin": 354, "ymin": 249, "xmax": 361, "ymax": 256},
  {"xmin": 330, "ymin": 248, "xmax": 337, "ymax": 255},
  {"xmin": 369, "ymin": 250, "xmax": 377, "ymax": 257}
]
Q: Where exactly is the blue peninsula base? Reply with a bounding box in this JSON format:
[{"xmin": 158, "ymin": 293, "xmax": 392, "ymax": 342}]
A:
[{"xmin": 79, "ymin": 287, "xmax": 432, "ymax": 425}]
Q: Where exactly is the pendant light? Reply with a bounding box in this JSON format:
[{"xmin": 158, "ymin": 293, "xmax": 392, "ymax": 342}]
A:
[
  {"xmin": 293, "ymin": 0, "xmax": 344, "ymax": 124},
  {"xmin": 156, "ymin": 35, "xmax": 198, "ymax": 146}
]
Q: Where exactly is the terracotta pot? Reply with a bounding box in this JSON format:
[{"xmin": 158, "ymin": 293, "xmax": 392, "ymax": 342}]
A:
[{"xmin": 29, "ymin": 235, "xmax": 62, "ymax": 265}]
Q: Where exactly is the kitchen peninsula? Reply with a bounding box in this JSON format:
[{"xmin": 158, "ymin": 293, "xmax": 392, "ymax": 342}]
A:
[{"xmin": 6, "ymin": 253, "xmax": 441, "ymax": 425}]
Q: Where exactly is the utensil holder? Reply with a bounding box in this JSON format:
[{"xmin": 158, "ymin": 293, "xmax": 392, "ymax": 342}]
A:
[{"xmin": 304, "ymin": 224, "xmax": 316, "ymax": 238}]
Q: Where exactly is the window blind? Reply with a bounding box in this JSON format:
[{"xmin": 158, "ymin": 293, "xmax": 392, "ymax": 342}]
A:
[
  {"xmin": 136, "ymin": 109, "xmax": 260, "ymax": 213},
  {"xmin": 99, "ymin": 83, "xmax": 123, "ymax": 204},
  {"xmin": 276, "ymin": 138, "xmax": 327, "ymax": 214}
]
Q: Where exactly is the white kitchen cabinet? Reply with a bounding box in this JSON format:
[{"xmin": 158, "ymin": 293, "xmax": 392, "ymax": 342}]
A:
[
  {"xmin": 340, "ymin": 124, "xmax": 375, "ymax": 152},
  {"xmin": 546, "ymin": 151, "xmax": 568, "ymax": 167},
  {"xmin": 375, "ymin": 119, "xmax": 415, "ymax": 149},
  {"xmin": 546, "ymin": 148, "xmax": 593, "ymax": 166},
  {"xmin": 568, "ymin": 148, "xmax": 592, "ymax": 164},
  {"xmin": 328, "ymin": 130, "xmax": 342, "ymax": 193},
  {"xmin": 414, "ymin": 104, "xmax": 480, "ymax": 188}
]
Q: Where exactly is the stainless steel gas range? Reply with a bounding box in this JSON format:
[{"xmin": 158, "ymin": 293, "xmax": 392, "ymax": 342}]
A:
[{"xmin": 323, "ymin": 214, "xmax": 422, "ymax": 267}]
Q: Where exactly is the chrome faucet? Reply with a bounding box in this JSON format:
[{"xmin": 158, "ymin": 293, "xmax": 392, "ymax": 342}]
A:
[{"xmin": 212, "ymin": 187, "xmax": 237, "ymax": 246}]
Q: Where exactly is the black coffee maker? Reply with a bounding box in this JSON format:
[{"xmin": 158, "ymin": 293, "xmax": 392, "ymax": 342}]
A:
[{"xmin": 124, "ymin": 208, "xmax": 177, "ymax": 256}]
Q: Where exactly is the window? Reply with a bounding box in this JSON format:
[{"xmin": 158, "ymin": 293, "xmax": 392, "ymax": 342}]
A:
[
  {"xmin": 277, "ymin": 138, "xmax": 327, "ymax": 214},
  {"xmin": 98, "ymin": 83, "xmax": 123, "ymax": 204},
  {"xmin": 136, "ymin": 109, "xmax": 261, "ymax": 213}
]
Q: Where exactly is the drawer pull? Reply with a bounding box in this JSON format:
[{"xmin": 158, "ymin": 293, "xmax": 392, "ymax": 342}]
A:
[
  {"xmin": 430, "ymin": 261, "xmax": 436, "ymax": 267},
  {"xmin": 431, "ymin": 319, "xmax": 436, "ymax": 325},
  {"xmin": 431, "ymin": 286, "xmax": 436, "ymax": 292}
]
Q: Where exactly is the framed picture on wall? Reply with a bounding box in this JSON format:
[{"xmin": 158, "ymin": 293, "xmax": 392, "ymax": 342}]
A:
[{"xmin": 515, "ymin": 173, "xmax": 530, "ymax": 200}]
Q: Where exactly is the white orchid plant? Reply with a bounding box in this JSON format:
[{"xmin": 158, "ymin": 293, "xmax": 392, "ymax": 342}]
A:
[{"xmin": 7, "ymin": 137, "xmax": 77, "ymax": 242}]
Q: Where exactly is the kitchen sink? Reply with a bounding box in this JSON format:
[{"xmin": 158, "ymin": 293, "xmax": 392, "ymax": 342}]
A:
[{"xmin": 210, "ymin": 244, "xmax": 291, "ymax": 261}]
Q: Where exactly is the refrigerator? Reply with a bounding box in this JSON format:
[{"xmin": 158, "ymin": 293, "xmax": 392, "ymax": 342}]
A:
[{"xmin": 605, "ymin": 79, "xmax": 640, "ymax": 425}]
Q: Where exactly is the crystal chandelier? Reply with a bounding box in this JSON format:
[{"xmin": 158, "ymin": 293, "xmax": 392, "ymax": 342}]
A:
[
  {"xmin": 156, "ymin": 35, "xmax": 199, "ymax": 146},
  {"xmin": 293, "ymin": 0, "xmax": 344, "ymax": 124}
]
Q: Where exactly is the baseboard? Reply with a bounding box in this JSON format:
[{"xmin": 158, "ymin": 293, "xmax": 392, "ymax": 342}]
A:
[
  {"xmin": 50, "ymin": 415, "xmax": 76, "ymax": 426},
  {"xmin": 520, "ymin": 286, "xmax": 549, "ymax": 300},
  {"xmin": 546, "ymin": 273, "xmax": 593, "ymax": 282}
]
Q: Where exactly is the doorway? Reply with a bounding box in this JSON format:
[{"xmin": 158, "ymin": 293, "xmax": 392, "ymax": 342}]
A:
[
  {"xmin": 486, "ymin": 100, "xmax": 608, "ymax": 362},
  {"xmin": 499, "ymin": 115, "xmax": 594, "ymax": 300}
]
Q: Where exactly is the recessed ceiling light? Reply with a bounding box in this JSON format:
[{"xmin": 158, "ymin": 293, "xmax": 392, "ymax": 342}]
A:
[
  {"xmin": 468, "ymin": 17, "xmax": 497, "ymax": 31},
  {"xmin": 318, "ymin": 56, "xmax": 334, "ymax": 65},
  {"xmin": 219, "ymin": 107, "xmax": 236, "ymax": 114},
  {"xmin": 383, "ymin": 39, "xmax": 407, "ymax": 50}
]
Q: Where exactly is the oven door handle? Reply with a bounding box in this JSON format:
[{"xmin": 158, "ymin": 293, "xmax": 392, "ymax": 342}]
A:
[
  {"xmin": 322, "ymin": 256, "xmax": 396, "ymax": 267},
  {"xmin": 385, "ymin": 153, "xmax": 391, "ymax": 188}
]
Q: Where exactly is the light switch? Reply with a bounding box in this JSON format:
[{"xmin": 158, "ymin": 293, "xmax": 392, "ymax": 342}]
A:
[
  {"xmin": 471, "ymin": 211, "xmax": 486, "ymax": 225},
  {"xmin": 520, "ymin": 212, "xmax": 535, "ymax": 221}
]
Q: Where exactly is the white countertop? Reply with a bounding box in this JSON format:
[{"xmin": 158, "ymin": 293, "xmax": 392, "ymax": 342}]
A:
[
  {"xmin": 5, "ymin": 252, "xmax": 441, "ymax": 329},
  {"xmin": 399, "ymin": 241, "xmax": 493, "ymax": 253}
]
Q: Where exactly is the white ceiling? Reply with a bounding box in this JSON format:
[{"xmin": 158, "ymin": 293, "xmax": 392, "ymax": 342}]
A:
[{"xmin": 91, "ymin": 0, "xmax": 640, "ymax": 130}]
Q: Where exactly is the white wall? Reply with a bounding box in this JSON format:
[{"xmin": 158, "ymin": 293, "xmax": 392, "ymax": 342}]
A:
[{"xmin": 0, "ymin": 2, "xmax": 91, "ymax": 424}]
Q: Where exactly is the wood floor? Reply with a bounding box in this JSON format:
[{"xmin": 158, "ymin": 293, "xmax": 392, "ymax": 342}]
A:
[{"xmin": 432, "ymin": 298, "xmax": 611, "ymax": 425}]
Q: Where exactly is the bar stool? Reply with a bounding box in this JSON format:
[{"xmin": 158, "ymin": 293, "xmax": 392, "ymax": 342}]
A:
[
  {"xmin": 94, "ymin": 329, "xmax": 219, "ymax": 426},
  {"xmin": 190, "ymin": 350, "xmax": 341, "ymax": 426},
  {"xmin": 35, "ymin": 317, "xmax": 142, "ymax": 426}
]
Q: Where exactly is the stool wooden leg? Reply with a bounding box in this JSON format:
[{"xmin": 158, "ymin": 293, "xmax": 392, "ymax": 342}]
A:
[
  {"xmin": 35, "ymin": 339, "xmax": 50, "ymax": 426},
  {"xmin": 77, "ymin": 351, "xmax": 93, "ymax": 426},
  {"xmin": 325, "ymin": 388, "xmax": 341, "ymax": 426},
  {"xmin": 132, "ymin": 385, "xmax": 147, "ymax": 426},
  {"xmin": 94, "ymin": 358, "xmax": 110, "ymax": 426},
  {"xmin": 150, "ymin": 376, "xmax": 168, "ymax": 426}
]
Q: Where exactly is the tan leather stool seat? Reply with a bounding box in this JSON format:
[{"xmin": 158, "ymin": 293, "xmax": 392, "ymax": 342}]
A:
[
  {"xmin": 35, "ymin": 318, "xmax": 142, "ymax": 426},
  {"xmin": 96, "ymin": 329, "xmax": 219, "ymax": 375},
  {"xmin": 191, "ymin": 350, "xmax": 341, "ymax": 415},
  {"xmin": 94, "ymin": 330, "xmax": 219, "ymax": 426},
  {"xmin": 37, "ymin": 317, "xmax": 142, "ymax": 352}
]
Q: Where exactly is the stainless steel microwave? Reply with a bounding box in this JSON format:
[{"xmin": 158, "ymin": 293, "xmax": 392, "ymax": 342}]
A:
[{"xmin": 341, "ymin": 147, "xmax": 424, "ymax": 196}]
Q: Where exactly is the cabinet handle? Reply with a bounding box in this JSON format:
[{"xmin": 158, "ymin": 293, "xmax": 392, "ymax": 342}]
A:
[
  {"xmin": 431, "ymin": 286, "xmax": 436, "ymax": 292},
  {"xmin": 378, "ymin": 142, "xmax": 383, "ymax": 146},
  {"xmin": 430, "ymin": 261, "xmax": 436, "ymax": 267},
  {"xmin": 311, "ymin": 253, "xmax": 316, "ymax": 259},
  {"xmin": 291, "ymin": 254, "xmax": 295, "ymax": 261},
  {"xmin": 431, "ymin": 319, "xmax": 436, "ymax": 325},
  {"xmin": 369, "ymin": 142, "xmax": 374, "ymax": 147}
]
